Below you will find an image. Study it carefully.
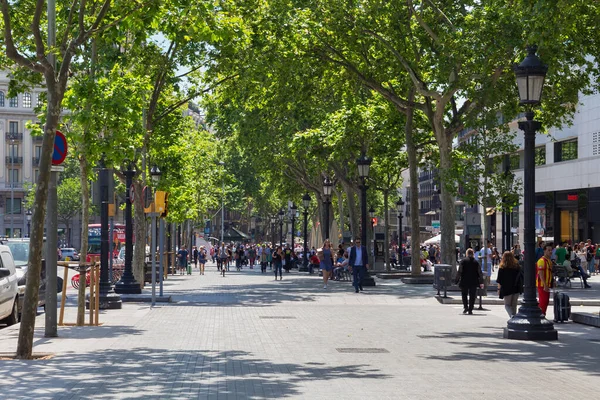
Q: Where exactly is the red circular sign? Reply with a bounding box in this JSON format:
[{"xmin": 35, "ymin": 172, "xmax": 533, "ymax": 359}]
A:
[{"xmin": 52, "ymin": 130, "xmax": 68, "ymax": 165}]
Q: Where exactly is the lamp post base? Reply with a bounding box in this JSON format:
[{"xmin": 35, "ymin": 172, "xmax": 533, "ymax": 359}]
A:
[
  {"xmin": 114, "ymin": 280, "xmax": 142, "ymax": 294},
  {"xmin": 503, "ymin": 306, "xmax": 557, "ymax": 341}
]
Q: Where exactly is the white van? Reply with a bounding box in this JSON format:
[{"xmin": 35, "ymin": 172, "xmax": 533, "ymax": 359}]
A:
[{"xmin": 0, "ymin": 244, "xmax": 19, "ymax": 326}]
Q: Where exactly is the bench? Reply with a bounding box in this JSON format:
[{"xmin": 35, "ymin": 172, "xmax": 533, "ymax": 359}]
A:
[{"xmin": 553, "ymin": 264, "xmax": 583, "ymax": 289}]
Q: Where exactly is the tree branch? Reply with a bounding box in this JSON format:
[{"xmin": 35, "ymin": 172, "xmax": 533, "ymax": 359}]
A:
[
  {"xmin": 407, "ymin": 0, "xmax": 440, "ymax": 45},
  {"xmin": 363, "ymin": 29, "xmax": 441, "ymax": 100},
  {"xmin": 60, "ymin": 0, "xmax": 79, "ymax": 53},
  {"xmin": 0, "ymin": 1, "xmax": 46, "ymax": 73}
]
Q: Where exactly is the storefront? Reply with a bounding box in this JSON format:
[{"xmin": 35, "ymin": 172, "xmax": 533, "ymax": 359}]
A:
[{"xmin": 535, "ymin": 188, "xmax": 600, "ymax": 245}]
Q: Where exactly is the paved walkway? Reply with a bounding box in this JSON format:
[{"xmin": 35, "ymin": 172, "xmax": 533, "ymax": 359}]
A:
[{"xmin": 1, "ymin": 263, "xmax": 599, "ymax": 399}]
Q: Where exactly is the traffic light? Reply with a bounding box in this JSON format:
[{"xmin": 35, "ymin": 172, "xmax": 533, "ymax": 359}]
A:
[
  {"xmin": 143, "ymin": 186, "xmax": 153, "ymax": 214},
  {"xmin": 155, "ymin": 191, "xmax": 169, "ymax": 218},
  {"xmin": 372, "ymin": 217, "xmax": 378, "ymax": 226}
]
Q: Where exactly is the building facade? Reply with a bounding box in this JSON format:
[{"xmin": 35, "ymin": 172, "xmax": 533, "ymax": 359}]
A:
[{"xmin": 0, "ymin": 72, "xmax": 45, "ymax": 238}]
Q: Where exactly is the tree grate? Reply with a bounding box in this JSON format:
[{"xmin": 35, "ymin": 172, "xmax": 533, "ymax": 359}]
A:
[
  {"xmin": 259, "ymin": 316, "xmax": 297, "ymax": 319},
  {"xmin": 336, "ymin": 348, "xmax": 389, "ymax": 354}
]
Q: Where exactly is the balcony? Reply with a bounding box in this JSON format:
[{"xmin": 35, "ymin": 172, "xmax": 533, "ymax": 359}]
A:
[
  {"xmin": 32, "ymin": 156, "xmax": 40, "ymax": 166},
  {"xmin": 5, "ymin": 132, "xmax": 23, "ymax": 141},
  {"xmin": 32, "ymin": 135, "xmax": 43, "ymax": 142},
  {"xmin": 6, "ymin": 156, "xmax": 23, "ymax": 164},
  {"xmin": 1, "ymin": 181, "xmax": 23, "ymax": 189}
]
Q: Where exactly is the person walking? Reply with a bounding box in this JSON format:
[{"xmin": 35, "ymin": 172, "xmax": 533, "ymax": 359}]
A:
[
  {"xmin": 272, "ymin": 246, "xmax": 283, "ymax": 280},
  {"xmin": 456, "ymin": 248, "xmax": 484, "ymax": 314},
  {"xmin": 348, "ymin": 239, "xmax": 369, "ymax": 293},
  {"xmin": 198, "ymin": 246, "xmax": 207, "ymax": 275},
  {"xmin": 496, "ymin": 251, "xmax": 523, "ymax": 318},
  {"xmin": 260, "ymin": 244, "xmax": 268, "ymax": 273},
  {"xmin": 319, "ymin": 239, "xmax": 334, "ymax": 289},
  {"xmin": 177, "ymin": 246, "xmax": 189, "ymax": 276},
  {"xmin": 537, "ymin": 244, "xmax": 554, "ymax": 316},
  {"xmin": 218, "ymin": 243, "xmax": 228, "ymax": 276}
]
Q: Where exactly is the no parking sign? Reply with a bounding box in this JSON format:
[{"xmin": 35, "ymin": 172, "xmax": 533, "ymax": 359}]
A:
[{"xmin": 52, "ymin": 130, "xmax": 68, "ymax": 165}]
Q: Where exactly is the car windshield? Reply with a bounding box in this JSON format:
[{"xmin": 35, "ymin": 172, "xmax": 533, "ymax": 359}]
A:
[{"xmin": 5, "ymin": 242, "xmax": 29, "ymax": 267}]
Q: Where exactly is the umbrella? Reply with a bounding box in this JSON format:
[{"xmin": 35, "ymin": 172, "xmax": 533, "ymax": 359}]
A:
[{"xmin": 423, "ymin": 233, "xmax": 460, "ymax": 245}]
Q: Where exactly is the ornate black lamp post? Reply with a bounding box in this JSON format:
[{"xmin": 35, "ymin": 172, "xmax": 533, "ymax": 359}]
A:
[
  {"xmin": 504, "ymin": 46, "xmax": 557, "ymax": 341},
  {"xmin": 301, "ymin": 193, "xmax": 311, "ymax": 271},
  {"xmin": 115, "ymin": 162, "xmax": 141, "ymax": 294},
  {"xmin": 396, "ymin": 198, "xmax": 404, "ymax": 268},
  {"xmin": 357, "ymin": 152, "xmax": 375, "ymax": 286},
  {"xmin": 278, "ymin": 209, "xmax": 284, "ymax": 246},
  {"xmin": 270, "ymin": 216, "xmax": 276, "ymax": 247},
  {"xmin": 290, "ymin": 203, "xmax": 297, "ymax": 247},
  {"xmin": 322, "ymin": 177, "xmax": 333, "ymax": 241},
  {"xmin": 26, "ymin": 209, "xmax": 32, "ymax": 237}
]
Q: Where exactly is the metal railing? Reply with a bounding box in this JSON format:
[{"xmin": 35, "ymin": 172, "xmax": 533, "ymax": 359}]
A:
[
  {"xmin": 5, "ymin": 156, "xmax": 23, "ymax": 164},
  {"xmin": 5, "ymin": 132, "xmax": 23, "ymax": 141}
]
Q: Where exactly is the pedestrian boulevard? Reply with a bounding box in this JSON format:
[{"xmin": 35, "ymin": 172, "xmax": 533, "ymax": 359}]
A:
[{"xmin": 1, "ymin": 263, "xmax": 599, "ymax": 399}]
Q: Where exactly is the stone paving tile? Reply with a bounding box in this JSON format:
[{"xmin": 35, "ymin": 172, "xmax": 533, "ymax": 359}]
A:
[{"xmin": 0, "ymin": 263, "xmax": 599, "ymax": 399}]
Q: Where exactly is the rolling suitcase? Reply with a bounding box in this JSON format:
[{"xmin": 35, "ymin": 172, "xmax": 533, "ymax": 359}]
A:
[{"xmin": 553, "ymin": 291, "xmax": 571, "ymax": 322}]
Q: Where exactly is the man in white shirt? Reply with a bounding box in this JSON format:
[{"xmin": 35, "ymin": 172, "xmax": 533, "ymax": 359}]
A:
[{"xmin": 478, "ymin": 241, "xmax": 493, "ymax": 285}]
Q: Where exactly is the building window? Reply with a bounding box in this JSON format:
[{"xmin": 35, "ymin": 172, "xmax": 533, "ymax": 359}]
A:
[
  {"xmin": 535, "ymin": 146, "xmax": 546, "ymax": 166},
  {"xmin": 23, "ymin": 93, "xmax": 32, "ymax": 108},
  {"xmin": 8, "ymin": 144, "xmax": 19, "ymax": 158},
  {"xmin": 9, "ymin": 168, "xmax": 19, "ymax": 183},
  {"xmin": 34, "ymin": 169, "xmax": 40, "ymax": 182},
  {"xmin": 36, "ymin": 93, "xmax": 45, "ymax": 107},
  {"xmin": 9, "ymin": 96, "xmax": 18, "ymax": 107},
  {"xmin": 35, "ymin": 145, "xmax": 42, "ymax": 159},
  {"xmin": 0, "ymin": 91, "xmax": 4, "ymax": 107},
  {"xmin": 6, "ymin": 198, "xmax": 22, "ymax": 215},
  {"xmin": 509, "ymin": 154, "xmax": 520, "ymax": 170},
  {"xmin": 555, "ymin": 139, "xmax": 578, "ymax": 162},
  {"xmin": 8, "ymin": 121, "xmax": 19, "ymax": 135}
]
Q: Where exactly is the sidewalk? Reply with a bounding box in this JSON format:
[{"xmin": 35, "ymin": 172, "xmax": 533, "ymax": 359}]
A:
[{"xmin": 1, "ymin": 262, "xmax": 599, "ymax": 399}]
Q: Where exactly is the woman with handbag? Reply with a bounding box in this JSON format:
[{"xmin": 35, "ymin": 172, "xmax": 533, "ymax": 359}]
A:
[
  {"xmin": 455, "ymin": 248, "xmax": 484, "ymax": 315},
  {"xmin": 496, "ymin": 251, "xmax": 523, "ymax": 317},
  {"xmin": 318, "ymin": 239, "xmax": 334, "ymax": 289}
]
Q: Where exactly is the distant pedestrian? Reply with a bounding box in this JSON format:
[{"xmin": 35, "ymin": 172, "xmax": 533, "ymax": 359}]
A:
[
  {"xmin": 193, "ymin": 246, "xmax": 198, "ymax": 268},
  {"xmin": 456, "ymin": 248, "xmax": 484, "ymax": 315},
  {"xmin": 319, "ymin": 239, "xmax": 334, "ymax": 289},
  {"xmin": 218, "ymin": 243, "xmax": 228, "ymax": 274},
  {"xmin": 272, "ymin": 246, "xmax": 283, "ymax": 280},
  {"xmin": 260, "ymin": 244, "xmax": 268, "ymax": 273},
  {"xmin": 348, "ymin": 239, "xmax": 369, "ymax": 293},
  {"xmin": 177, "ymin": 246, "xmax": 189, "ymax": 276},
  {"xmin": 198, "ymin": 246, "xmax": 207, "ymax": 275},
  {"xmin": 496, "ymin": 251, "xmax": 523, "ymax": 317}
]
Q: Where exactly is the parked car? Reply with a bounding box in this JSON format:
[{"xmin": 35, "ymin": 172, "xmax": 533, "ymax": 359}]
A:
[
  {"xmin": 60, "ymin": 248, "xmax": 80, "ymax": 261},
  {"xmin": 0, "ymin": 244, "xmax": 19, "ymax": 326},
  {"xmin": 2, "ymin": 238, "xmax": 62, "ymax": 313}
]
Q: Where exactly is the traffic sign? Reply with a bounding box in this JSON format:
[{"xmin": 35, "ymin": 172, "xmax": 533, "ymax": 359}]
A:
[
  {"xmin": 129, "ymin": 185, "xmax": 135, "ymax": 203},
  {"xmin": 52, "ymin": 130, "xmax": 68, "ymax": 165}
]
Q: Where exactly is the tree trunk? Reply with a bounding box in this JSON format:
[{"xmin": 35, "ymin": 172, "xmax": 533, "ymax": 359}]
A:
[
  {"xmin": 403, "ymin": 90, "xmax": 421, "ymax": 276},
  {"xmin": 437, "ymin": 132, "xmax": 457, "ymax": 266},
  {"xmin": 77, "ymin": 156, "xmax": 90, "ymax": 326},
  {"xmin": 133, "ymin": 179, "xmax": 146, "ymax": 288},
  {"xmin": 384, "ymin": 190, "xmax": 390, "ymax": 271},
  {"xmin": 16, "ymin": 77, "xmax": 63, "ymax": 359}
]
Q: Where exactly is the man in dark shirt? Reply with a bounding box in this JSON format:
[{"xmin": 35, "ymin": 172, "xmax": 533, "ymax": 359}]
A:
[{"xmin": 177, "ymin": 246, "xmax": 189, "ymax": 275}]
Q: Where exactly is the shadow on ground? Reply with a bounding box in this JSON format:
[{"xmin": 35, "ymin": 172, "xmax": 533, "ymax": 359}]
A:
[
  {"xmin": 3, "ymin": 348, "xmax": 391, "ymax": 399},
  {"xmin": 418, "ymin": 326, "xmax": 600, "ymax": 376}
]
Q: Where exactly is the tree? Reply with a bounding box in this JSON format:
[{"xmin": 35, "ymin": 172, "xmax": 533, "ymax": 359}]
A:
[
  {"xmin": 0, "ymin": 0, "xmax": 144, "ymax": 359},
  {"xmin": 57, "ymin": 177, "xmax": 91, "ymax": 246}
]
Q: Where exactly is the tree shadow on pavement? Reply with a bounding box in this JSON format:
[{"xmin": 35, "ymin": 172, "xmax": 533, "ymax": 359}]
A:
[
  {"xmin": 420, "ymin": 326, "xmax": 600, "ymax": 377},
  {"xmin": 3, "ymin": 348, "xmax": 391, "ymax": 399}
]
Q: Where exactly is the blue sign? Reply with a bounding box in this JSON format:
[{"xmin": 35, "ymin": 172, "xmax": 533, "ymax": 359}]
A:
[
  {"xmin": 52, "ymin": 130, "xmax": 68, "ymax": 165},
  {"xmin": 204, "ymin": 227, "xmax": 210, "ymax": 234}
]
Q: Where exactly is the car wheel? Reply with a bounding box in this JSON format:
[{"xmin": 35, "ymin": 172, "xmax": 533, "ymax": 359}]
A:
[{"xmin": 3, "ymin": 298, "xmax": 19, "ymax": 326}]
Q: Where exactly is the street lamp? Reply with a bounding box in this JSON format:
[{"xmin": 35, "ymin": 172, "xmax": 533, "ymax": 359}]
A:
[
  {"xmin": 218, "ymin": 161, "xmax": 225, "ymax": 245},
  {"xmin": 149, "ymin": 165, "xmax": 161, "ymax": 307},
  {"xmin": 290, "ymin": 203, "xmax": 298, "ymax": 248},
  {"xmin": 301, "ymin": 193, "xmax": 311, "ymax": 271},
  {"xmin": 505, "ymin": 45, "xmax": 557, "ymax": 341},
  {"xmin": 270, "ymin": 216, "xmax": 276, "ymax": 246},
  {"xmin": 115, "ymin": 162, "xmax": 141, "ymax": 294},
  {"xmin": 322, "ymin": 176, "xmax": 333, "ymax": 241},
  {"xmin": 26, "ymin": 209, "xmax": 32, "ymax": 237},
  {"xmin": 356, "ymin": 152, "xmax": 375, "ymax": 286},
  {"xmin": 396, "ymin": 198, "xmax": 405, "ymax": 269},
  {"xmin": 278, "ymin": 209, "xmax": 284, "ymax": 245},
  {"xmin": 9, "ymin": 132, "xmax": 16, "ymax": 237}
]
